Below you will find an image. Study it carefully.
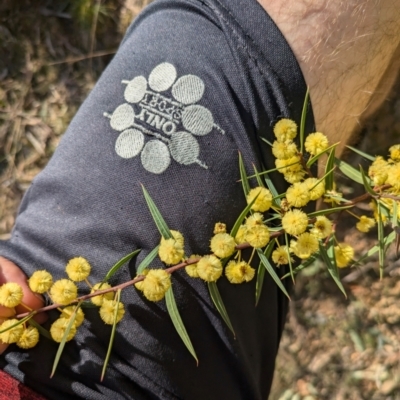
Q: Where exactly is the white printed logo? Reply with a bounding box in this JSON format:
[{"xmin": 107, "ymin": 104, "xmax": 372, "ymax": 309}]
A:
[{"xmin": 104, "ymin": 62, "xmax": 224, "ymax": 174}]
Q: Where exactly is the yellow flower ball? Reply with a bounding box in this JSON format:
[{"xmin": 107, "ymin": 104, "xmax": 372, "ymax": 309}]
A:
[
  {"xmin": 283, "ymin": 170, "xmax": 306, "ymax": 184},
  {"xmin": 50, "ymin": 279, "xmax": 78, "ymax": 305},
  {"xmin": 0, "ymin": 282, "xmax": 23, "ymax": 308},
  {"xmin": 16, "ymin": 326, "xmax": 39, "ymax": 349},
  {"xmin": 273, "ymin": 118, "xmax": 297, "ymax": 142},
  {"xmin": 386, "ymin": 163, "xmax": 400, "ymax": 191},
  {"xmin": 310, "ymin": 216, "xmax": 332, "ymax": 239},
  {"xmin": 244, "ymin": 225, "xmax": 270, "ymax": 248},
  {"xmin": 291, "ymin": 232, "xmax": 319, "ymax": 259},
  {"xmin": 225, "ymin": 261, "xmax": 255, "ymax": 284},
  {"xmin": 245, "ymin": 212, "xmax": 264, "ymax": 227},
  {"xmin": 368, "ymin": 156, "xmax": 389, "ymax": 186},
  {"xmin": 50, "ymin": 318, "xmax": 77, "ymax": 343},
  {"xmin": 60, "ymin": 306, "xmax": 85, "ymax": 328},
  {"xmin": 90, "ymin": 282, "xmax": 114, "ymax": 305},
  {"xmin": 210, "ymin": 233, "xmax": 236, "ymax": 258},
  {"xmin": 0, "ymin": 319, "xmax": 24, "ymax": 344},
  {"xmin": 65, "ymin": 257, "xmax": 91, "ymax": 282},
  {"xmin": 185, "ymin": 255, "xmax": 201, "ymax": 278},
  {"xmin": 335, "ymin": 243, "xmax": 354, "ymax": 268},
  {"xmin": 28, "ymin": 270, "xmax": 53, "ymax": 294},
  {"xmin": 158, "ymin": 238, "xmax": 185, "ymax": 265},
  {"xmin": 197, "ymin": 255, "xmax": 223, "ymax": 282},
  {"xmin": 286, "ymin": 182, "xmax": 310, "ymax": 208},
  {"xmin": 213, "ymin": 222, "xmax": 227, "ymax": 234},
  {"xmin": 272, "ymin": 246, "xmax": 291, "ymax": 266},
  {"xmin": 235, "ymin": 225, "xmax": 247, "ymax": 245},
  {"xmin": 99, "ymin": 299, "xmax": 125, "ymax": 325},
  {"xmin": 272, "ymin": 140, "xmax": 298, "ymax": 160},
  {"xmin": 282, "ymin": 209, "xmax": 309, "ymax": 236},
  {"xmin": 246, "ymin": 187, "xmax": 273, "ymax": 212},
  {"xmin": 389, "ymin": 144, "xmax": 400, "ymax": 162},
  {"xmin": 142, "ymin": 269, "xmax": 171, "ymax": 301},
  {"xmin": 275, "ymin": 155, "xmax": 302, "ymax": 175},
  {"xmin": 356, "ymin": 215, "xmax": 376, "ymax": 233},
  {"xmin": 304, "ymin": 132, "xmax": 329, "ymax": 156},
  {"xmin": 304, "ymin": 177, "xmax": 326, "ymax": 201}
]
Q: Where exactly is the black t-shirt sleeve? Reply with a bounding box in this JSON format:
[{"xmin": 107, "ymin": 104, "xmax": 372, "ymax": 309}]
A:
[{"xmin": 0, "ymin": 1, "xmax": 312, "ymax": 399}]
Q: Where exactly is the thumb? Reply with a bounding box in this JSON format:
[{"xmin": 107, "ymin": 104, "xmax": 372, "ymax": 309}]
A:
[{"xmin": 0, "ymin": 256, "xmax": 46, "ymax": 354}]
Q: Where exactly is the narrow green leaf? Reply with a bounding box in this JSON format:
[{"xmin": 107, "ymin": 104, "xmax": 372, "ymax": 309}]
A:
[
  {"xmin": 263, "ymin": 172, "xmax": 281, "ymax": 207},
  {"xmin": 230, "ymin": 195, "xmax": 258, "ymax": 238},
  {"xmin": 257, "ymin": 248, "xmax": 290, "ymax": 299},
  {"xmin": 310, "ymin": 167, "xmax": 335, "ymax": 192},
  {"xmin": 391, "ymin": 201, "xmax": 400, "ymax": 257},
  {"xmin": 335, "ymin": 159, "xmax": 364, "ymax": 185},
  {"xmin": 101, "ymin": 290, "xmax": 121, "ymax": 382},
  {"xmin": 255, "ymin": 263, "xmax": 265, "ymax": 306},
  {"xmin": 260, "ymin": 137, "xmax": 273, "ymax": 147},
  {"xmin": 103, "ymin": 249, "xmax": 141, "ymax": 283},
  {"xmin": 346, "ymin": 145, "xmax": 376, "ymax": 161},
  {"xmin": 255, "ymin": 240, "xmax": 275, "ymax": 306},
  {"xmin": 325, "ymin": 149, "xmax": 336, "ymax": 191},
  {"xmin": 136, "ymin": 246, "xmax": 159, "ymax": 274},
  {"xmin": 51, "ymin": 303, "xmax": 80, "ymax": 378},
  {"xmin": 307, "ymin": 205, "xmax": 354, "ymax": 218},
  {"xmin": 359, "ymin": 166, "xmax": 375, "ymax": 196},
  {"xmin": 299, "ymin": 87, "xmax": 310, "ymax": 154},
  {"xmin": 253, "ymin": 164, "xmax": 265, "ymax": 188},
  {"xmin": 284, "ymin": 233, "xmax": 294, "ymax": 283},
  {"xmin": 247, "ymin": 159, "xmax": 302, "ymax": 179},
  {"xmin": 263, "ymin": 214, "xmax": 282, "ymax": 225},
  {"xmin": 354, "ymin": 231, "xmax": 395, "ymax": 266},
  {"xmin": 379, "ymin": 199, "xmax": 391, "ymax": 220},
  {"xmin": 392, "ymin": 201, "xmax": 398, "ymax": 228},
  {"xmin": 377, "ymin": 202, "xmax": 385, "ymax": 279},
  {"xmin": 166, "ymin": 287, "xmax": 198, "ymax": 364},
  {"xmin": 306, "ymin": 142, "xmax": 339, "ymax": 168},
  {"xmin": 141, "ymin": 185, "xmax": 172, "ymax": 240},
  {"xmin": 208, "ymin": 281, "xmax": 235, "ymax": 335},
  {"xmin": 28, "ymin": 319, "xmax": 52, "ymax": 340},
  {"xmin": 0, "ymin": 314, "xmax": 33, "ymax": 334},
  {"xmin": 319, "ymin": 241, "xmax": 347, "ymax": 297},
  {"xmin": 239, "ymin": 152, "xmax": 250, "ymax": 196},
  {"xmin": 281, "ymin": 256, "xmax": 317, "ymax": 280},
  {"xmin": 323, "ymin": 193, "xmax": 352, "ymax": 204}
]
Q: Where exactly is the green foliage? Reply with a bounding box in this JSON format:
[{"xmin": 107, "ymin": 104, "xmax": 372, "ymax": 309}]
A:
[{"xmin": 166, "ymin": 288, "xmax": 198, "ymax": 364}]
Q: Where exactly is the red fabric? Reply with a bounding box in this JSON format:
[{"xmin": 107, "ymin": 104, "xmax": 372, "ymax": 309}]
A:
[{"xmin": 0, "ymin": 370, "xmax": 46, "ymax": 400}]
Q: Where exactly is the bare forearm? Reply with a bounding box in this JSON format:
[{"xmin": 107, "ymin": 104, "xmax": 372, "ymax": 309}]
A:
[{"xmin": 259, "ymin": 0, "xmax": 400, "ymax": 153}]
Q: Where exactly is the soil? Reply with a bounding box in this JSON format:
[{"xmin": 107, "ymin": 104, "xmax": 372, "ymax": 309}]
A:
[{"xmin": 1, "ymin": 2, "xmax": 400, "ymax": 399}]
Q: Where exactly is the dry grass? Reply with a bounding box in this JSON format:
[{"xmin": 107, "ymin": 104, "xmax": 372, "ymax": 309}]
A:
[{"xmin": 1, "ymin": 1, "xmax": 400, "ymax": 399}]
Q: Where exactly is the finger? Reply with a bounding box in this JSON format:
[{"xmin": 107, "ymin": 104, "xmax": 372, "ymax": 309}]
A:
[
  {"xmin": 0, "ymin": 306, "xmax": 16, "ymax": 319},
  {"xmin": 0, "ymin": 257, "xmax": 47, "ymax": 323}
]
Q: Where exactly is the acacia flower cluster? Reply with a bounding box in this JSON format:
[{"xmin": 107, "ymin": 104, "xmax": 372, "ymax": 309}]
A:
[
  {"xmin": 0, "ymin": 283, "xmax": 39, "ymax": 348},
  {"xmin": 1, "ymin": 115, "xmax": 399, "ymax": 377}
]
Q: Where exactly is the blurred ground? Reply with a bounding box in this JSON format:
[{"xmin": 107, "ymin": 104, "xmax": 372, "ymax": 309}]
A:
[{"xmin": 1, "ymin": 1, "xmax": 400, "ymax": 399}]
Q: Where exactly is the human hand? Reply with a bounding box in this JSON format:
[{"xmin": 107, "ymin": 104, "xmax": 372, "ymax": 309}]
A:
[{"xmin": 0, "ymin": 256, "xmax": 46, "ymax": 354}]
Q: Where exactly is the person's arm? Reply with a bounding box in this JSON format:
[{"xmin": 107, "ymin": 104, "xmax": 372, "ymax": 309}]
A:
[{"xmin": 258, "ymin": 0, "xmax": 400, "ymax": 154}]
